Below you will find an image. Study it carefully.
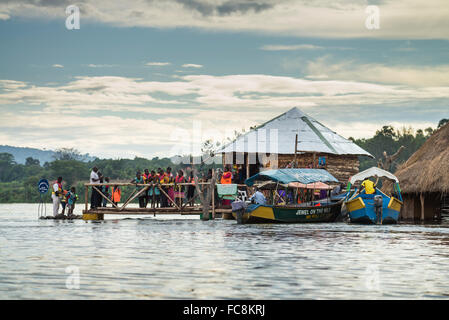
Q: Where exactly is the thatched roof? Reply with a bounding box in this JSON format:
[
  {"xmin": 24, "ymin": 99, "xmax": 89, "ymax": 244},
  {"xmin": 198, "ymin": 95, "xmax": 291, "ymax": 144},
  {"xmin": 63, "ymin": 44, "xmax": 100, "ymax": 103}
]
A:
[{"xmin": 393, "ymin": 122, "xmax": 449, "ymax": 195}]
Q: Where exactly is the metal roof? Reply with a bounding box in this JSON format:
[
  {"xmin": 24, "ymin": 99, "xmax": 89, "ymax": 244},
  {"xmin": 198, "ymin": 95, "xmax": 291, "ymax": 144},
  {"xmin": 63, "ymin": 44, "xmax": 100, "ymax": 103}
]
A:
[
  {"xmin": 218, "ymin": 107, "xmax": 373, "ymax": 157},
  {"xmin": 245, "ymin": 168, "xmax": 339, "ymax": 186},
  {"xmin": 349, "ymin": 167, "xmax": 399, "ymax": 184}
]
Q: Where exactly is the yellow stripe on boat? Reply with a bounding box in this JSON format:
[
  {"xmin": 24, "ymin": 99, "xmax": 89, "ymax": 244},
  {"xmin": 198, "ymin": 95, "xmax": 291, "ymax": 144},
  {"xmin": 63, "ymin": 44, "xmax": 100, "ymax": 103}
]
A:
[
  {"xmin": 388, "ymin": 197, "xmax": 403, "ymax": 212},
  {"xmin": 346, "ymin": 197, "xmax": 366, "ymax": 212},
  {"xmin": 250, "ymin": 206, "xmax": 275, "ymax": 220}
]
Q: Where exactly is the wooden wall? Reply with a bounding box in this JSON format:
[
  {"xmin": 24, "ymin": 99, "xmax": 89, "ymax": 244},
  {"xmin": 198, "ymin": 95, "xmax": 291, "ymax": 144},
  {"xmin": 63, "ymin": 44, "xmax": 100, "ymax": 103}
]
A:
[{"xmin": 222, "ymin": 152, "xmax": 360, "ymax": 184}]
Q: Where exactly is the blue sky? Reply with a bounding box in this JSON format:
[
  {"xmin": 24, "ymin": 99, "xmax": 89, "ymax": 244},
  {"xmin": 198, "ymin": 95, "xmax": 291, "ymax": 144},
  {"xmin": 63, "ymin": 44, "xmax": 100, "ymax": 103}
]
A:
[{"xmin": 0, "ymin": 0, "xmax": 448, "ymax": 159}]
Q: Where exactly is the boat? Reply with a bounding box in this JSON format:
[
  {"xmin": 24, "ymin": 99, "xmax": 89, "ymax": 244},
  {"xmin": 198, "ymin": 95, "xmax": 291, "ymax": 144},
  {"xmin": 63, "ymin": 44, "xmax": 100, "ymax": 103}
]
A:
[
  {"xmin": 232, "ymin": 168, "xmax": 343, "ymax": 224},
  {"xmin": 344, "ymin": 167, "xmax": 403, "ymax": 224}
]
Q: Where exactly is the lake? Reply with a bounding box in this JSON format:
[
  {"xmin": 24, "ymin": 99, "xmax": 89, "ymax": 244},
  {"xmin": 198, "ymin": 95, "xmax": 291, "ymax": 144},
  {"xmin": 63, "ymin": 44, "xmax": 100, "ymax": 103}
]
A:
[{"xmin": 1, "ymin": 203, "xmax": 448, "ymax": 299}]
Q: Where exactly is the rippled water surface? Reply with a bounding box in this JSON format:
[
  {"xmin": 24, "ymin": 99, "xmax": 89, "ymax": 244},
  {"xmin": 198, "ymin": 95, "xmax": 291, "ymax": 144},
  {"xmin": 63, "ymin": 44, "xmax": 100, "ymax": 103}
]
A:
[{"xmin": 1, "ymin": 203, "xmax": 449, "ymax": 299}]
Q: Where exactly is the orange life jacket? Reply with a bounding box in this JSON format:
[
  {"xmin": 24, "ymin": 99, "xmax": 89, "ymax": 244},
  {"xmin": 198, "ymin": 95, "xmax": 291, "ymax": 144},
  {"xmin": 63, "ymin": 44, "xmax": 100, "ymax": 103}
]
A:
[
  {"xmin": 112, "ymin": 187, "xmax": 121, "ymax": 202},
  {"xmin": 221, "ymin": 172, "xmax": 232, "ymax": 184}
]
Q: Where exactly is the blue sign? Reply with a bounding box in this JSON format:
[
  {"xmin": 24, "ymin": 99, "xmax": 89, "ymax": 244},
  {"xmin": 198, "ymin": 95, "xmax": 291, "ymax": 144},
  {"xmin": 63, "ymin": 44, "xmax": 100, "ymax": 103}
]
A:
[{"xmin": 38, "ymin": 179, "xmax": 50, "ymax": 194}]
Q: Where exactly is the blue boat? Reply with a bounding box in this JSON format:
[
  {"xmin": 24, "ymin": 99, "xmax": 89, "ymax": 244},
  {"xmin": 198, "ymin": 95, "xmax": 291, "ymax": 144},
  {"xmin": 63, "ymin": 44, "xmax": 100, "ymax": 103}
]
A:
[{"xmin": 344, "ymin": 167, "xmax": 403, "ymax": 224}]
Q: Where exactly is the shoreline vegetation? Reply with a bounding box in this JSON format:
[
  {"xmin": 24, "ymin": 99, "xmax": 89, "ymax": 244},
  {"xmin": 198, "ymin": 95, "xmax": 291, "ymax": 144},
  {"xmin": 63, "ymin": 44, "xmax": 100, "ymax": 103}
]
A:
[{"xmin": 0, "ymin": 121, "xmax": 447, "ymax": 204}]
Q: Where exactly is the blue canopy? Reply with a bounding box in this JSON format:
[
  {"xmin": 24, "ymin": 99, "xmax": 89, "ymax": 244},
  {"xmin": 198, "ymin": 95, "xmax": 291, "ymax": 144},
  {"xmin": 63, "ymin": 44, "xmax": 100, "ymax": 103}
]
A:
[{"xmin": 245, "ymin": 168, "xmax": 339, "ymax": 187}]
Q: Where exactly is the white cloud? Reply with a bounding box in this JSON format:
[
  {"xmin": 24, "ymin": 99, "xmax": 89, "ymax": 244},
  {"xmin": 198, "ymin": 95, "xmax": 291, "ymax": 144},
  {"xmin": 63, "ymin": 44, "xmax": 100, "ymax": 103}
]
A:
[
  {"xmin": 182, "ymin": 64, "xmax": 203, "ymax": 68},
  {"xmin": 87, "ymin": 64, "xmax": 116, "ymax": 68},
  {"xmin": 145, "ymin": 62, "xmax": 171, "ymax": 66},
  {"xmin": 305, "ymin": 56, "xmax": 449, "ymax": 87},
  {"xmin": 1, "ymin": 72, "xmax": 447, "ymax": 158},
  {"xmin": 261, "ymin": 44, "xmax": 324, "ymax": 51},
  {"xmin": 52, "ymin": 64, "xmax": 64, "ymax": 68}
]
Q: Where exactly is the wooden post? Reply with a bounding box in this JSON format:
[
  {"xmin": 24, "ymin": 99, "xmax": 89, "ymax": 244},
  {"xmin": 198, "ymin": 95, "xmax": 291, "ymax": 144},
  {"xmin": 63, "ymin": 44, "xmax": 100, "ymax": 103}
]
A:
[
  {"xmin": 420, "ymin": 193, "xmax": 425, "ymax": 221},
  {"xmin": 212, "ymin": 169, "xmax": 215, "ymax": 219},
  {"xmin": 246, "ymin": 153, "xmax": 250, "ymax": 180},
  {"xmin": 85, "ymin": 185, "xmax": 88, "ymax": 212},
  {"xmin": 313, "ymin": 152, "xmax": 316, "ymax": 168},
  {"xmin": 294, "ymin": 134, "xmax": 298, "ymax": 168}
]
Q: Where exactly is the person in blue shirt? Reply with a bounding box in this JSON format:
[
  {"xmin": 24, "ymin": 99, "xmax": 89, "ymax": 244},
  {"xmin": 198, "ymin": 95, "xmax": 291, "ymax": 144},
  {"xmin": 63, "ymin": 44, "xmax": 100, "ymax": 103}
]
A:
[
  {"xmin": 66, "ymin": 187, "xmax": 79, "ymax": 216},
  {"xmin": 249, "ymin": 187, "xmax": 266, "ymax": 205}
]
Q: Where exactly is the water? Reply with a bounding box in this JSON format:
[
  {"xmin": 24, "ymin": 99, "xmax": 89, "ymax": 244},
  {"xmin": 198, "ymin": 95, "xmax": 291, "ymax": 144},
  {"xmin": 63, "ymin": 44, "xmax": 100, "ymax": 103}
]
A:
[{"xmin": 1, "ymin": 204, "xmax": 449, "ymax": 299}]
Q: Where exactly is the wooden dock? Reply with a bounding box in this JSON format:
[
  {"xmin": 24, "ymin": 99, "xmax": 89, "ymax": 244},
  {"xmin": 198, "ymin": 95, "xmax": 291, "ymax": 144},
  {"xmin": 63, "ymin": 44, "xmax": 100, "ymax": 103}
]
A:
[{"xmin": 82, "ymin": 179, "xmax": 240, "ymax": 221}]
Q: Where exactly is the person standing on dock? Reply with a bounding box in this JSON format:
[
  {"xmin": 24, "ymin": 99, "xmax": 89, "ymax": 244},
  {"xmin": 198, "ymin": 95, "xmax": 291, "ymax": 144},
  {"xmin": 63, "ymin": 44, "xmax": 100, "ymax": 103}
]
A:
[
  {"xmin": 143, "ymin": 169, "xmax": 151, "ymax": 208},
  {"xmin": 174, "ymin": 169, "xmax": 185, "ymax": 207},
  {"xmin": 159, "ymin": 168, "xmax": 169, "ymax": 208},
  {"xmin": 102, "ymin": 177, "xmax": 110, "ymax": 207},
  {"xmin": 51, "ymin": 176, "xmax": 63, "ymax": 217},
  {"xmin": 148, "ymin": 170, "xmax": 160, "ymax": 208},
  {"xmin": 132, "ymin": 171, "xmax": 146, "ymax": 208},
  {"xmin": 166, "ymin": 167, "xmax": 175, "ymax": 207},
  {"xmin": 90, "ymin": 167, "xmax": 102, "ymax": 209},
  {"xmin": 187, "ymin": 171, "xmax": 195, "ymax": 207}
]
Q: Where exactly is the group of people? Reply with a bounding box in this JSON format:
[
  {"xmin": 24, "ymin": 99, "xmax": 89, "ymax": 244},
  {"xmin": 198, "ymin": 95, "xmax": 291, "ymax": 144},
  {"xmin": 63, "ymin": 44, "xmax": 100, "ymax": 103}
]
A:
[
  {"xmin": 51, "ymin": 176, "xmax": 79, "ymax": 217},
  {"xmin": 90, "ymin": 166, "xmax": 196, "ymax": 209}
]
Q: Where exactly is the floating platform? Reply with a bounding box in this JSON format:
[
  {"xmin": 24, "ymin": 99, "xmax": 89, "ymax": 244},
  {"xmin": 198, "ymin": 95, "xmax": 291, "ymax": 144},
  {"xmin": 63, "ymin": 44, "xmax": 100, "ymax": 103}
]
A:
[{"xmin": 82, "ymin": 206, "xmax": 232, "ymax": 220}]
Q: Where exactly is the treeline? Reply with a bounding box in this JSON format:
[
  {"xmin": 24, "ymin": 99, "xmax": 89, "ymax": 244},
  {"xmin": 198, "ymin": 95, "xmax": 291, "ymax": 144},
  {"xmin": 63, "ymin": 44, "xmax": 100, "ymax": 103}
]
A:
[
  {"xmin": 351, "ymin": 118, "xmax": 448, "ymax": 172},
  {"xmin": 0, "ymin": 153, "xmax": 215, "ymax": 203}
]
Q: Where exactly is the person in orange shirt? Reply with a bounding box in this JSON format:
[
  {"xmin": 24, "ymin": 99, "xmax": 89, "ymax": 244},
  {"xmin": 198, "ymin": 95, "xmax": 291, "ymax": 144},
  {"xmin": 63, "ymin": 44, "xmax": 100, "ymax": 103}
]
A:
[{"xmin": 220, "ymin": 166, "xmax": 233, "ymax": 184}]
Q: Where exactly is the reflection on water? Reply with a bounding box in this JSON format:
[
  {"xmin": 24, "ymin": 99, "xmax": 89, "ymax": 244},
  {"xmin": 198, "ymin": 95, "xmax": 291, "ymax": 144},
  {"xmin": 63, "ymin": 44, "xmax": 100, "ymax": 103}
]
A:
[{"xmin": 1, "ymin": 204, "xmax": 449, "ymax": 299}]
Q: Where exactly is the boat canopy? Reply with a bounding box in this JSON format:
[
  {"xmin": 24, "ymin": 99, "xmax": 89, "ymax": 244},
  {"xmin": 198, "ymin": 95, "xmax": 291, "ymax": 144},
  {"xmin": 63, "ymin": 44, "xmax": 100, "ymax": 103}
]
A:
[
  {"xmin": 349, "ymin": 167, "xmax": 399, "ymax": 184},
  {"xmin": 245, "ymin": 168, "xmax": 339, "ymax": 187}
]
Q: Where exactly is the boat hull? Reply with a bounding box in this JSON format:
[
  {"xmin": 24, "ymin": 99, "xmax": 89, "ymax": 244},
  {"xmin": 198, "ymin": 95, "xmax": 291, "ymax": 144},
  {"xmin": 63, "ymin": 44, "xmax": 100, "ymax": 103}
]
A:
[
  {"xmin": 345, "ymin": 193, "xmax": 402, "ymax": 225},
  {"xmin": 232, "ymin": 201, "xmax": 342, "ymax": 224}
]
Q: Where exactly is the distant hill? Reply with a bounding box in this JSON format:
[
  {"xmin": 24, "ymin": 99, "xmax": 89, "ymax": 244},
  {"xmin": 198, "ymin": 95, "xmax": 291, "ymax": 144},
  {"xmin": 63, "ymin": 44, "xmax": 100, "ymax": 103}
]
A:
[{"xmin": 0, "ymin": 145, "xmax": 95, "ymax": 165}]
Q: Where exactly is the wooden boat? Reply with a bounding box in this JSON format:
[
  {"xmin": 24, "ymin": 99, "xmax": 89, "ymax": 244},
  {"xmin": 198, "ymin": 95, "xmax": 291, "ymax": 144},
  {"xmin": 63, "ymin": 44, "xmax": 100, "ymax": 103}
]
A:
[
  {"xmin": 344, "ymin": 167, "xmax": 403, "ymax": 224},
  {"xmin": 232, "ymin": 168, "xmax": 343, "ymax": 224},
  {"xmin": 232, "ymin": 201, "xmax": 343, "ymax": 224}
]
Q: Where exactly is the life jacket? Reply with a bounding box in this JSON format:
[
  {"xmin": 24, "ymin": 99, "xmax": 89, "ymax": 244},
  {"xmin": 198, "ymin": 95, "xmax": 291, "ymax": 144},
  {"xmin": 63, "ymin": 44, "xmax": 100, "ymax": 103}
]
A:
[
  {"xmin": 143, "ymin": 173, "xmax": 150, "ymax": 183},
  {"xmin": 188, "ymin": 176, "xmax": 195, "ymax": 184},
  {"xmin": 221, "ymin": 172, "xmax": 232, "ymax": 184},
  {"xmin": 112, "ymin": 187, "xmax": 121, "ymax": 202},
  {"xmin": 61, "ymin": 190, "xmax": 68, "ymax": 202},
  {"xmin": 175, "ymin": 176, "xmax": 185, "ymax": 183}
]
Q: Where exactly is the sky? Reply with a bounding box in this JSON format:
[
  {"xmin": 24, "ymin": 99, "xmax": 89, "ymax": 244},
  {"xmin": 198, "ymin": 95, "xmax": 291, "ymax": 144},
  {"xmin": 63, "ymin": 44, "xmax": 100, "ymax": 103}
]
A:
[{"xmin": 0, "ymin": 0, "xmax": 448, "ymax": 159}]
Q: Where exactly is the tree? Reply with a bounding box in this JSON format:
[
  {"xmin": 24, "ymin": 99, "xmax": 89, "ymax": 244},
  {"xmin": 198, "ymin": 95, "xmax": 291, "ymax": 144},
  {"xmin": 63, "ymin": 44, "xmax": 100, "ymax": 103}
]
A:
[
  {"xmin": 438, "ymin": 118, "xmax": 449, "ymax": 128},
  {"xmin": 53, "ymin": 148, "xmax": 82, "ymax": 161},
  {"xmin": 25, "ymin": 157, "xmax": 40, "ymax": 166}
]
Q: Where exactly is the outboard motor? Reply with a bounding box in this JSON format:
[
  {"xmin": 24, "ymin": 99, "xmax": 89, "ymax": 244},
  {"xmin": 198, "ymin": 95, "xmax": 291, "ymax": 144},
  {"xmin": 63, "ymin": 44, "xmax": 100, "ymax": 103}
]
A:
[
  {"xmin": 374, "ymin": 195, "xmax": 383, "ymax": 224},
  {"xmin": 231, "ymin": 200, "xmax": 247, "ymax": 224}
]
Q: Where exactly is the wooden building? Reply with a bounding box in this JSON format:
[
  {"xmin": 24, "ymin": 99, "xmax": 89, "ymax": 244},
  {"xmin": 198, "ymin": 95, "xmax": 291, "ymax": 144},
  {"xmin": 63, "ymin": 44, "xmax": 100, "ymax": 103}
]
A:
[
  {"xmin": 217, "ymin": 107, "xmax": 373, "ymax": 183},
  {"xmin": 390, "ymin": 122, "xmax": 449, "ymax": 221}
]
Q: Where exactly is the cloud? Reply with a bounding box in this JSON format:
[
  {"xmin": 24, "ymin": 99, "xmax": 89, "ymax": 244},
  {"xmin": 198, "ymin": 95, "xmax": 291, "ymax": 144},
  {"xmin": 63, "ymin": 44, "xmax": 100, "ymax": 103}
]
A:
[
  {"xmin": 260, "ymin": 44, "xmax": 324, "ymax": 51},
  {"xmin": 182, "ymin": 63, "xmax": 203, "ymax": 68},
  {"xmin": 305, "ymin": 56, "xmax": 449, "ymax": 87},
  {"xmin": 52, "ymin": 64, "xmax": 64, "ymax": 68},
  {"xmin": 87, "ymin": 64, "xmax": 117, "ymax": 68},
  {"xmin": 0, "ymin": 72, "xmax": 447, "ymax": 158},
  {"xmin": 1, "ymin": 0, "xmax": 448, "ymax": 39},
  {"xmin": 145, "ymin": 62, "xmax": 171, "ymax": 66}
]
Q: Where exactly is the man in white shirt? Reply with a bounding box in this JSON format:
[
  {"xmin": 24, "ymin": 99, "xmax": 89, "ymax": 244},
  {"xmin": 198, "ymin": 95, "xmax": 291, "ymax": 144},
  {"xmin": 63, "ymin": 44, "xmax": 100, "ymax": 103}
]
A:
[
  {"xmin": 90, "ymin": 167, "xmax": 102, "ymax": 209},
  {"xmin": 52, "ymin": 176, "xmax": 63, "ymax": 216}
]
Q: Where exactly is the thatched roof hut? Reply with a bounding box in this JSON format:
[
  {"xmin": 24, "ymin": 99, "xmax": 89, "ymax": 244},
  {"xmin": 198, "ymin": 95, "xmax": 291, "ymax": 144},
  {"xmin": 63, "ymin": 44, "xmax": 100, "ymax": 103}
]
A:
[
  {"xmin": 394, "ymin": 121, "xmax": 449, "ymax": 195},
  {"xmin": 390, "ymin": 122, "xmax": 449, "ymax": 221}
]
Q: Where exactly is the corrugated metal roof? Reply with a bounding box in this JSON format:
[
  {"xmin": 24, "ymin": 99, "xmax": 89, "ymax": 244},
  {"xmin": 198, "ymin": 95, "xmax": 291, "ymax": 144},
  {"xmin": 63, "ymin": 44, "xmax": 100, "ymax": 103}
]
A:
[
  {"xmin": 218, "ymin": 107, "xmax": 373, "ymax": 157},
  {"xmin": 245, "ymin": 168, "xmax": 339, "ymax": 186}
]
